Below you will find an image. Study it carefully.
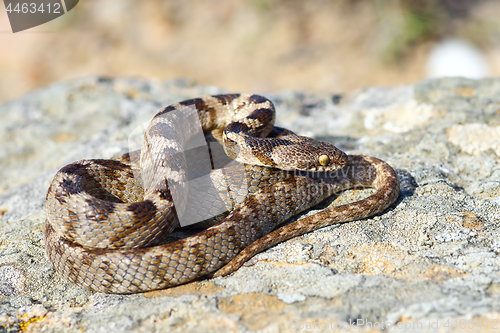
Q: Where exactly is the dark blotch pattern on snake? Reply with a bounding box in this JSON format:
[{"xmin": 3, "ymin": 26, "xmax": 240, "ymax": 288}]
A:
[{"xmin": 44, "ymin": 94, "xmax": 400, "ymax": 294}]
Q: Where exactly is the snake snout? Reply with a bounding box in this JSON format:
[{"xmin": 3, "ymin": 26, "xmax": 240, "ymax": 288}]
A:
[
  {"xmin": 314, "ymin": 148, "xmax": 347, "ymax": 171},
  {"xmin": 305, "ymin": 140, "xmax": 348, "ymax": 172}
]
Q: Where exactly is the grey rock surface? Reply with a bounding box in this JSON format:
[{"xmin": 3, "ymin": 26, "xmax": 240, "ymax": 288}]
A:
[{"xmin": 0, "ymin": 76, "xmax": 499, "ymax": 332}]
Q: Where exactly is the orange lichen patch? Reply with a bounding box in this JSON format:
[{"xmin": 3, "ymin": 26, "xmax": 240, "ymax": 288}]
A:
[
  {"xmin": 445, "ymin": 216, "xmax": 461, "ymax": 225},
  {"xmin": 218, "ymin": 292, "xmax": 287, "ymax": 315},
  {"xmin": 18, "ymin": 314, "xmax": 46, "ymax": 332},
  {"xmin": 123, "ymin": 88, "xmax": 140, "ymax": 99},
  {"xmin": 218, "ymin": 292, "xmax": 290, "ymax": 330},
  {"xmin": 0, "ymin": 206, "xmax": 7, "ymax": 217},
  {"xmin": 351, "ymin": 244, "xmax": 466, "ymax": 282},
  {"xmin": 487, "ymin": 283, "xmax": 500, "ymax": 294},
  {"xmin": 455, "ymin": 86, "xmax": 475, "ymax": 97},
  {"xmin": 51, "ymin": 133, "xmax": 78, "ymax": 143},
  {"xmin": 144, "ymin": 280, "xmax": 224, "ymax": 298},
  {"xmin": 422, "ymin": 266, "xmax": 463, "ymax": 282},
  {"xmin": 462, "ymin": 211, "xmax": 484, "ymax": 229},
  {"xmin": 446, "ymin": 124, "xmax": 500, "ymax": 156},
  {"xmin": 391, "ymin": 314, "xmax": 417, "ymax": 327},
  {"xmin": 354, "ymin": 243, "xmax": 410, "ymax": 275}
]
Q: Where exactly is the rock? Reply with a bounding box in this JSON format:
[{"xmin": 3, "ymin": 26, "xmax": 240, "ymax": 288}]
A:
[{"xmin": 0, "ymin": 76, "xmax": 499, "ymax": 332}]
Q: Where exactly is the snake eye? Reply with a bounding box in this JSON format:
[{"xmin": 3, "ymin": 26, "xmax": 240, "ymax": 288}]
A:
[{"xmin": 318, "ymin": 154, "xmax": 330, "ymax": 166}]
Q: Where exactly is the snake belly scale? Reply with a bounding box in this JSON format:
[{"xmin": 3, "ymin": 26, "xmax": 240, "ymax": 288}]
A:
[{"xmin": 44, "ymin": 94, "xmax": 400, "ymax": 294}]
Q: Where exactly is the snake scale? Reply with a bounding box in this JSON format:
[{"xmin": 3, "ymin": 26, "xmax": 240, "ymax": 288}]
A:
[{"xmin": 45, "ymin": 94, "xmax": 400, "ymax": 294}]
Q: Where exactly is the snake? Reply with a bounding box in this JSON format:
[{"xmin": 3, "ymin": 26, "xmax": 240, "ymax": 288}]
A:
[{"xmin": 44, "ymin": 94, "xmax": 400, "ymax": 294}]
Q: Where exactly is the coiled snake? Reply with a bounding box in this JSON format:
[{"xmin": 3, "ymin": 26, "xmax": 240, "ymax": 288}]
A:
[{"xmin": 45, "ymin": 94, "xmax": 400, "ymax": 294}]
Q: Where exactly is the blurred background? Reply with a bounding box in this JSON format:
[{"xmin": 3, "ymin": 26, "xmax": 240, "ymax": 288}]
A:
[{"xmin": 1, "ymin": 0, "xmax": 500, "ymax": 103}]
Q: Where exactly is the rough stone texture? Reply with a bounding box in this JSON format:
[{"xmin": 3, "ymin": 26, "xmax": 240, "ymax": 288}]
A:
[{"xmin": 0, "ymin": 76, "xmax": 499, "ymax": 332}]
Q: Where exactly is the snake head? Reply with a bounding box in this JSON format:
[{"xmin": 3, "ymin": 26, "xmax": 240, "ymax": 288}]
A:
[
  {"xmin": 271, "ymin": 138, "xmax": 348, "ymax": 172},
  {"xmin": 223, "ymin": 129, "xmax": 348, "ymax": 172}
]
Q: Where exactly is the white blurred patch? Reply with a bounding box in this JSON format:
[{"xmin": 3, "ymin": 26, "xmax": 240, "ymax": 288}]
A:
[{"xmin": 426, "ymin": 38, "xmax": 490, "ymax": 79}]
